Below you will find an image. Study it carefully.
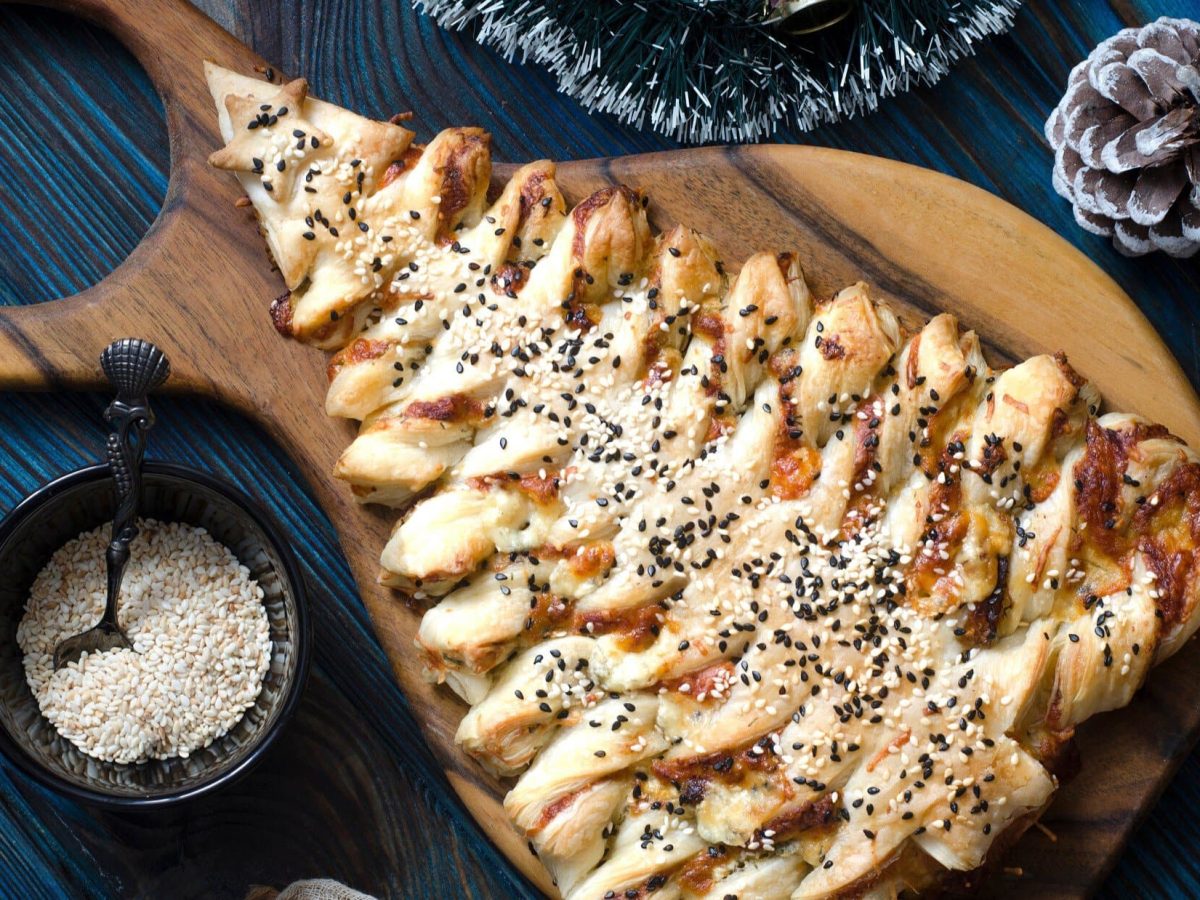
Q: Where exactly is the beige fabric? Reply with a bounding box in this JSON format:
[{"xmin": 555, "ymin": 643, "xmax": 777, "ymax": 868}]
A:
[{"xmin": 249, "ymin": 879, "xmax": 377, "ymax": 900}]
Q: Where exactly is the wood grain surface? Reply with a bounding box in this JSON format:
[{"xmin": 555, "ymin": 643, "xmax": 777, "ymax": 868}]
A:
[{"xmin": 1, "ymin": 1, "xmax": 1199, "ymax": 898}]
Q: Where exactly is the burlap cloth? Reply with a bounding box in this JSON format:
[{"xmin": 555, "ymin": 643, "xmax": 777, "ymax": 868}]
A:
[{"xmin": 246, "ymin": 879, "xmax": 377, "ymax": 900}]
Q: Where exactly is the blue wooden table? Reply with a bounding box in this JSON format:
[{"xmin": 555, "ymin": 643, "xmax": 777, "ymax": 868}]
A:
[{"xmin": 0, "ymin": 1, "xmax": 1197, "ymax": 896}]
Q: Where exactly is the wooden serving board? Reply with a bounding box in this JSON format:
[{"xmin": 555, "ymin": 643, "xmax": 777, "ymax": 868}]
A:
[{"xmin": 2, "ymin": 0, "xmax": 1199, "ymax": 895}]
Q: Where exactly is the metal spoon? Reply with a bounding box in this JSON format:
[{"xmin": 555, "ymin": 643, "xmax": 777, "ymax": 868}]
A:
[{"xmin": 53, "ymin": 339, "xmax": 171, "ymax": 670}]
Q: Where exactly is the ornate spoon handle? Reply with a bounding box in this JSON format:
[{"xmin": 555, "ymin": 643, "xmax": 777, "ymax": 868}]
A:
[{"xmin": 99, "ymin": 339, "xmax": 171, "ymax": 625}]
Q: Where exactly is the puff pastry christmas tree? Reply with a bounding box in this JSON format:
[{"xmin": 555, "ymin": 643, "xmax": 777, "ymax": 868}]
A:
[{"xmin": 210, "ymin": 63, "xmax": 1200, "ymax": 899}]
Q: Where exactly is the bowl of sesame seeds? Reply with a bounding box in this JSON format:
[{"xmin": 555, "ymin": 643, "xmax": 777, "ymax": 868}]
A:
[{"xmin": 0, "ymin": 461, "xmax": 310, "ymax": 806}]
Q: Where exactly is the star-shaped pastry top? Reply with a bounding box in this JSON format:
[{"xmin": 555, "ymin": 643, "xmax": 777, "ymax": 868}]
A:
[
  {"xmin": 208, "ymin": 77, "xmax": 330, "ymax": 200},
  {"xmin": 208, "ymin": 65, "xmax": 420, "ymax": 342}
]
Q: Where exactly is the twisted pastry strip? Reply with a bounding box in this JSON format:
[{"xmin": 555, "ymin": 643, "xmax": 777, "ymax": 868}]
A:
[{"xmin": 208, "ymin": 65, "xmax": 1200, "ymax": 900}]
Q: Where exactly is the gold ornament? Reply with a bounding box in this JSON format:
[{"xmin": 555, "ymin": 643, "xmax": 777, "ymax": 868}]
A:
[{"xmin": 764, "ymin": 0, "xmax": 855, "ymax": 35}]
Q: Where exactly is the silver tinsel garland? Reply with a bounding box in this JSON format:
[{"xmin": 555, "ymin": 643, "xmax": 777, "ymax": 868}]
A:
[{"xmin": 414, "ymin": 0, "xmax": 1023, "ymax": 143}]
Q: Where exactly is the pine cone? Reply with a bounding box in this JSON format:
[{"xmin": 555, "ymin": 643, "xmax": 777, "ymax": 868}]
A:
[{"xmin": 1045, "ymin": 17, "xmax": 1200, "ymax": 257}]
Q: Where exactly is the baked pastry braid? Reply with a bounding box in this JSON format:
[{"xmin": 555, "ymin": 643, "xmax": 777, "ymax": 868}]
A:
[{"xmin": 209, "ymin": 64, "xmax": 1200, "ymax": 899}]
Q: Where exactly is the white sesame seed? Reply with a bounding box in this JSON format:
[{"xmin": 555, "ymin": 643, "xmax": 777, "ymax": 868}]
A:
[{"xmin": 17, "ymin": 520, "xmax": 271, "ymax": 764}]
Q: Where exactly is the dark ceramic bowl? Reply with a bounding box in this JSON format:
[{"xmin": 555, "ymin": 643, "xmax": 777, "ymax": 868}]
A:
[{"xmin": 0, "ymin": 462, "xmax": 310, "ymax": 806}]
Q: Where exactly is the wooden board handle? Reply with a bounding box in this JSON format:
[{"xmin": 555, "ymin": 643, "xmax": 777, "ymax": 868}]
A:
[{"xmin": 0, "ymin": 0, "xmax": 273, "ymax": 398}]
